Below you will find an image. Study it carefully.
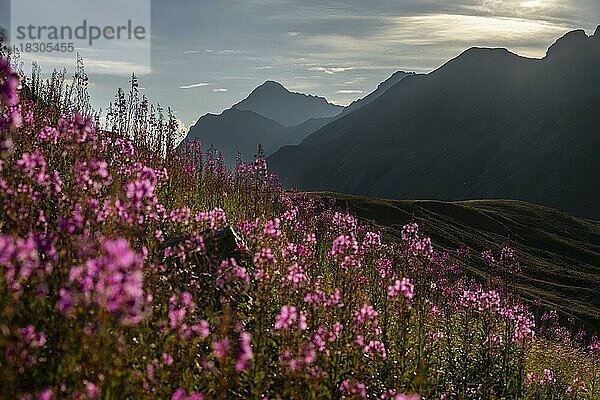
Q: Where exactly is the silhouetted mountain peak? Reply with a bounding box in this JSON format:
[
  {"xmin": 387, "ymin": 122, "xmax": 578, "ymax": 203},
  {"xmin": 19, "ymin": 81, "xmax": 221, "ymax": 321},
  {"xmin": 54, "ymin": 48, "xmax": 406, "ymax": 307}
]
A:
[
  {"xmin": 594, "ymin": 25, "xmax": 600, "ymax": 38},
  {"xmin": 252, "ymin": 80, "xmax": 288, "ymax": 94},
  {"xmin": 461, "ymin": 47, "xmax": 514, "ymax": 59},
  {"xmin": 545, "ymin": 29, "xmax": 590, "ymax": 58},
  {"xmin": 388, "ymin": 70, "xmax": 410, "ymax": 79},
  {"xmin": 436, "ymin": 47, "xmax": 519, "ymax": 77},
  {"xmin": 233, "ymin": 81, "xmax": 342, "ymax": 126}
]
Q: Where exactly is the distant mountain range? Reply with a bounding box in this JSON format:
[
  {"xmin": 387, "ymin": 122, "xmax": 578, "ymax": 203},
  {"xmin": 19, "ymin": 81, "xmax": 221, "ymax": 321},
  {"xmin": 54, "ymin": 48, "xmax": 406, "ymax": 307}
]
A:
[
  {"xmin": 268, "ymin": 27, "xmax": 600, "ymax": 219},
  {"xmin": 181, "ymin": 73, "xmax": 412, "ymax": 165}
]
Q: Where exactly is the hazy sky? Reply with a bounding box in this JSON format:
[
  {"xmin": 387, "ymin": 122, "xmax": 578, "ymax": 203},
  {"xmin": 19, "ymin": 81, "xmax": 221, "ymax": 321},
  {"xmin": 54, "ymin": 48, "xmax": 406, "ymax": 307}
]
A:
[{"xmin": 2, "ymin": 0, "xmax": 599, "ymax": 128}]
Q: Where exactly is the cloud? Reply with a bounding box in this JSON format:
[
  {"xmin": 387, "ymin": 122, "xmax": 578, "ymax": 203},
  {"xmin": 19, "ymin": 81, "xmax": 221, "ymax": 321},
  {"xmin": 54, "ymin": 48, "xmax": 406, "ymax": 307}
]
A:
[
  {"xmin": 376, "ymin": 14, "xmax": 571, "ymax": 58},
  {"xmin": 179, "ymin": 82, "xmax": 211, "ymax": 89},
  {"xmin": 20, "ymin": 53, "xmax": 151, "ymax": 76},
  {"xmin": 343, "ymin": 76, "xmax": 367, "ymax": 85},
  {"xmin": 213, "ymin": 88, "xmax": 228, "ymax": 92},
  {"xmin": 308, "ymin": 66, "xmax": 355, "ymax": 74},
  {"xmin": 336, "ymin": 89, "xmax": 364, "ymax": 94},
  {"xmin": 184, "ymin": 49, "xmax": 240, "ymax": 55}
]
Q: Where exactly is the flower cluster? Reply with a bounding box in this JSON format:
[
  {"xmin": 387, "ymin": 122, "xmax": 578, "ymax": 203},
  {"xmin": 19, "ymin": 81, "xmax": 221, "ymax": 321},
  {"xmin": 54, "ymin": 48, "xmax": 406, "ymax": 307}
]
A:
[
  {"xmin": 0, "ymin": 55, "xmax": 596, "ymax": 399},
  {"xmin": 0, "ymin": 59, "xmax": 19, "ymax": 107}
]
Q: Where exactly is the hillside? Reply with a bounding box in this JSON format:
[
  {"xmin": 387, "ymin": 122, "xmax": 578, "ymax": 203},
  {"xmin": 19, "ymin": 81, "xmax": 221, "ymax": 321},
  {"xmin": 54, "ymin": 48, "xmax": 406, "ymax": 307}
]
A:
[
  {"xmin": 317, "ymin": 192, "xmax": 600, "ymax": 330},
  {"xmin": 269, "ymin": 28, "xmax": 600, "ymax": 219}
]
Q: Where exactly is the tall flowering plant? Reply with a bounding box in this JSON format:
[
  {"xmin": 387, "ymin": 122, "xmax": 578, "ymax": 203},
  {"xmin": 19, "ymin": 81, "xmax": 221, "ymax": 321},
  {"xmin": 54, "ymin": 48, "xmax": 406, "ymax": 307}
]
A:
[{"xmin": 0, "ymin": 56, "xmax": 598, "ymax": 399}]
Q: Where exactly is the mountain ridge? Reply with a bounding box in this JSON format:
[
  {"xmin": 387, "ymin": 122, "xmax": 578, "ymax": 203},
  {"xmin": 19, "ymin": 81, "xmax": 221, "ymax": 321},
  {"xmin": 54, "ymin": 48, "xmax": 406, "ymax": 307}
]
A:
[
  {"xmin": 182, "ymin": 72, "xmax": 418, "ymax": 165},
  {"xmin": 268, "ymin": 28, "xmax": 600, "ymax": 218}
]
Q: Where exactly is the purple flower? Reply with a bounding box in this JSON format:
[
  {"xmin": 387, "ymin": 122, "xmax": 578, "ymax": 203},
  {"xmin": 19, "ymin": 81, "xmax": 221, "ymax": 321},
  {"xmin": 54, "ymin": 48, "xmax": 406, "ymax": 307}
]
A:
[
  {"xmin": 212, "ymin": 337, "xmax": 229, "ymax": 359},
  {"xmin": 387, "ymin": 278, "xmax": 414, "ymax": 300},
  {"xmin": 263, "ymin": 218, "xmax": 282, "ymax": 238},
  {"xmin": 364, "ymin": 340, "xmax": 387, "ymax": 358},
  {"xmin": 171, "ymin": 389, "xmax": 186, "ymax": 400},
  {"xmin": 235, "ymin": 332, "xmax": 253, "ymax": 371},
  {"xmin": 85, "ymin": 382, "xmax": 99, "ymax": 398},
  {"xmin": 192, "ymin": 320, "xmax": 210, "ymax": 338},
  {"xmin": 16, "ymin": 149, "xmax": 50, "ymax": 186},
  {"xmin": 36, "ymin": 389, "xmax": 54, "ymax": 400},
  {"xmin": 19, "ymin": 325, "xmax": 46, "ymax": 347},
  {"xmin": 339, "ymin": 380, "xmax": 366, "ymax": 399},
  {"xmin": 275, "ymin": 305, "xmax": 298, "ymax": 330},
  {"xmin": 66, "ymin": 239, "xmax": 146, "ymax": 325},
  {"xmin": 57, "ymin": 287, "xmax": 74, "ymax": 314},
  {"xmin": 0, "ymin": 59, "xmax": 20, "ymax": 107},
  {"xmin": 162, "ymin": 353, "xmax": 174, "ymax": 366},
  {"xmin": 38, "ymin": 126, "xmax": 60, "ymax": 144}
]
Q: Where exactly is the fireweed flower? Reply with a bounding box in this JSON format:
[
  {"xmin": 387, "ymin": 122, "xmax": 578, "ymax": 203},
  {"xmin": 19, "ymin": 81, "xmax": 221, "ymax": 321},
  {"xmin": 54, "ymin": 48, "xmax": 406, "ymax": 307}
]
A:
[
  {"xmin": 35, "ymin": 389, "xmax": 54, "ymax": 400},
  {"xmin": 73, "ymin": 158, "xmax": 113, "ymax": 194},
  {"xmin": 1, "ymin": 233, "xmax": 56, "ymax": 295},
  {"xmin": 235, "ymin": 331, "xmax": 253, "ymax": 371},
  {"xmin": 284, "ymin": 262, "xmax": 308, "ymax": 288},
  {"xmin": 193, "ymin": 207, "xmax": 227, "ymax": 229},
  {"xmin": 542, "ymin": 369, "xmax": 556, "ymax": 384},
  {"xmin": 263, "ymin": 217, "xmax": 282, "ymax": 238},
  {"xmin": 460, "ymin": 290, "xmax": 500, "ymax": 313},
  {"xmin": 16, "ymin": 149, "xmax": 50, "ymax": 186},
  {"xmin": 212, "ymin": 337, "xmax": 229, "ymax": 359},
  {"xmin": 401, "ymin": 223, "xmax": 433, "ymax": 258},
  {"xmin": 38, "ymin": 126, "xmax": 60, "ymax": 144},
  {"xmin": 387, "ymin": 278, "xmax": 414, "ymax": 301},
  {"xmin": 66, "ymin": 239, "xmax": 147, "ymax": 325},
  {"xmin": 304, "ymin": 288, "xmax": 342, "ymax": 308},
  {"xmin": 381, "ymin": 390, "xmax": 421, "ymax": 400},
  {"xmin": 168, "ymin": 293, "xmax": 196, "ymax": 330},
  {"xmin": 84, "ymin": 382, "xmax": 99, "ymax": 398},
  {"xmin": 329, "ymin": 235, "xmax": 358, "ymax": 259},
  {"xmin": 254, "ymin": 246, "xmax": 275, "ymax": 264},
  {"xmin": 191, "ymin": 320, "xmax": 210, "ymax": 338},
  {"xmin": 566, "ymin": 377, "xmax": 588, "ymax": 394},
  {"xmin": 0, "ymin": 59, "xmax": 20, "ymax": 107},
  {"xmin": 19, "ymin": 325, "xmax": 47, "ymax": 348},
  {"xmin": 361, "ymin": 231, "xmax": 382, "ymax": 249},
  {"xmin": 216, "ymin": 258, "xmax": 250, "ymax": 291},
  {"xmin": 354, "ymin": 304, "xmax": 378, "ymax": 325},
  {"xmin": 513, "ymin": 312, "xmax": 535, "ymax": 342},
  {"xmin": 332, "ymin": 212, "xmax": 357, "ymax": 231},
  {"xmin": 339, "ymin": 380, "xmax": 367, "ymax": 399},
  {"xmin": 171, "ymin": 389, "xmax": 205, "ymax": 400},
  {"xmin": 275, "ymin": 305, "xmax": 298, "ymax": 330},
  {"xmin": 364, "ymin": 340, "xmax": 387, "ymax": 358}
]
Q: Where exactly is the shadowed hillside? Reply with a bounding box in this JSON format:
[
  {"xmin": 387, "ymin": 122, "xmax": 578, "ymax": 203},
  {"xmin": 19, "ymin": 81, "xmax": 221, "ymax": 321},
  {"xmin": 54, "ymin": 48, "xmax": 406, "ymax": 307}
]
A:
[{"xmin": 317, "ymin": 192, "xmax": 600, "ymax": 330}]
